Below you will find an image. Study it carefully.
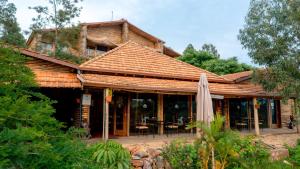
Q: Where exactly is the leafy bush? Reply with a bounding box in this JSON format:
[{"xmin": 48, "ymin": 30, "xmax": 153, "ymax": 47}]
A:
[
  {"xmin": 288, "ymin": 139, "xmax": 300, "ymax": 167},
  {"xmin": 92, "ymin": 140, "xmax": 131, "ymax": 169},
  {"xmin": 163, "ymin": 115, "xmax": 293, "ymax": 169},
  {"xmin": 162, "ymin": 139, "xmax": 200, "ymax": 169},
  {"xmin": 0, "ymin": 46, "xmax": 96, "ymax": 168}
]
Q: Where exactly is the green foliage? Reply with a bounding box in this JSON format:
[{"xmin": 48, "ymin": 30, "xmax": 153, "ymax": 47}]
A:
[
  {"xmin": 30, "ymin": 0, "xmax": 83, "ymax": 53},
  {"xmin": 178, "ymin": 44, "xmax": 252, "ymax": 75},
  {"xmin": 239, "ymin": 0, "xmax": 300, "ymax": 101},
  {"xmin": 0, "ymin": 0, "xmax": 25, "ymax": 47},
  {"xmin": 288, "ymin": 139, "xmax": 300, "ymax": 167},
  {"xmin": 202, "ymin": 57, "xmax": 252, "ymax": 75},
  {"xmin": 92, "ymin": 140, "xmax": 131, "ymax": 169},
  {"xmin": 162, "ymin": 139, "xmax": 200, "ymax": 169},
  {"xmin": 30, "ymin": 0, "xmax": 83, "ymax": 30},
  {"xmin": 162, "ymin": 115, "xmax": 293, "ymax": 169},
  {"xmin": 0, "ymin": 45, "xmax": 97, "ymax": 168},
  {"xmin": 202, "ymin": 43, "xmax": 220, "ymax": 58},
  {"xmin": 51, "ymin": 45, "xmax": 87, "ymax": 64}
]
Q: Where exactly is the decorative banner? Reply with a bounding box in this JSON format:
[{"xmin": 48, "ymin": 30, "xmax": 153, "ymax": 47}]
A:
[
  {"xmin": 105, "ymin": 88, "xmax": 113, "ymax": 103},
  {"xmin": 82, "ymin": 94, "xmax": 92, "ymax": 106}
]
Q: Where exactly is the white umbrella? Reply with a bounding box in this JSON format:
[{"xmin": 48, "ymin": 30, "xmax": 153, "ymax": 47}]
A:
[{"xmin": 196, "ymin": 73, "xmax": 214, "ymax": 136}]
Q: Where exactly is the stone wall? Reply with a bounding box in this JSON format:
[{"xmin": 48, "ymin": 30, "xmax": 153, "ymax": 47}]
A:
[
  {"xmin": 281, "ymin": 99, "xmax": 295, "ymax": 124},
  {"xmin": 87, "ymin": 25, "xmax": 123, "ymax": 45},
  {"xmin": 128, "ymin": 145, "xmax": 171, "ymax": 169},
  {"xmin": 128, "ymin": 29, "xmax": 156, "ymax": 48}
]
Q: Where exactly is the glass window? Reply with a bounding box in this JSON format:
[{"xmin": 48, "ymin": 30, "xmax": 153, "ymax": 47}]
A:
[
  {"xmin": 163, "ymin": 95, "xmax": 188, "ymax": 124},
  {"xmin": 229, "ymin": 98, "xmax": 250, "ymax": 129},
  {"xmin": 257, "ymin": 98, "xmax": 269, "ymax": 128},
  {"xmin": 130, "ymin": 93, "xmax": 157, "ymax": 134},
  {"xmin": 38, "ymin": 42, "xmax": 52, "ymax": 52},
  {"xmin": 270, "ymin": 99, "xmax": 279, "ymax": 124}
]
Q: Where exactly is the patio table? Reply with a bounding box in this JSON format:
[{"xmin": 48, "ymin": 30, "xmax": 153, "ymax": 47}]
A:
[{"xmin": 147, "ymin": 119, "xmax": 164, "ymax": 138}]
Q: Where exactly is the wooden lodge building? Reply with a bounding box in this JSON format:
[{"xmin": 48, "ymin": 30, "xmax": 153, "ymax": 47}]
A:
[{"xmin": 21, "ymin": 19, "xmax": 295, "ymax": 138}]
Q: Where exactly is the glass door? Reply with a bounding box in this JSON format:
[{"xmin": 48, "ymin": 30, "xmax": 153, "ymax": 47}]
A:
[{"xmin": 111, "ymin": 93, "xmax": 128, "ymax": 136}]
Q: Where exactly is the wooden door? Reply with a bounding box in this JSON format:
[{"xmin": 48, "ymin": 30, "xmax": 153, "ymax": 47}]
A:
[{"xmin": 113, "ymin": 94, "xmax": 128, "ymax": 136}]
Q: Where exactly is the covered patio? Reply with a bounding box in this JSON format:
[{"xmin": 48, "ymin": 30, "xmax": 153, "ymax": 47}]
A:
[{"xmin": 21, "ymin": 41, "xmax": 287, "ymax": 141}]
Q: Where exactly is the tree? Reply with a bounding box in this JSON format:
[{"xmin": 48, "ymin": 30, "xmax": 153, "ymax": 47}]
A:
[
  {"xmin": 29, "ymin": 0, "xmax": 83, "ymax": 52},
  {"xmin": 201, "ymin": 43, "xmax": 220, "ymax": 58},
  {"xmin": 0, "ymin": 0, "xmax": 25, "ymax": 47},
  {"xmin": 0, "ymin": 45, "xmax": 97, "ymax": 168},
  {"xmin": 239, "ymin": 0, "xmax": 300, "ymax": 100},
  {"xmin": 201, "ymin": 57, "xmax": 252, "ymax": 75},
  {"xmin": 178, "ymin": 44, "xmax": 252, "ymax": 75}
]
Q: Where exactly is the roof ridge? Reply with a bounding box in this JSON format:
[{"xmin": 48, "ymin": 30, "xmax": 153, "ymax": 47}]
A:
[
  {"xmin": 17, "ymin": 48, "xmax": 79, "ymax": 69},
  {"xmin": 221, "ymin": 70, "xmax": 253, "ymax": 77},
  {"xmin": 80, "ymin": 41, "xmax": 230, "ymax": 83},
  {"xmin": 133, "ymin": 42, "xmax": 230, "ymax": 82},
  {"xmin": 80, "ymin": 41, "xmax": 132, "ymax": 67}
]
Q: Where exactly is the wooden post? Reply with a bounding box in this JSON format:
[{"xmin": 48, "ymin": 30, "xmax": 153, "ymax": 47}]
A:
[
  {"xmin": 294, "ymin": 98, "xmax": 299, "ymax": 133},
  {"xmin": 253, "ymin": 97, "xmax": 260, "ymax": 136},
  {"xmin": 102, "ymin": 89, "xmax": 110, "ymax": 141},
  {"xmin": 267, "ymin": 99, "xmax": 272, "ymax": 128},
  {"xmin": 127, "ymin": 95, "xmax": 131, "ymax": 136},
  {"xmin": 157, "ymin": 94, "xmax": 164, "ymax": 134},
  {"xmin": 122, "ymin": 22, "xmax": 129, "ymax": 42},
  {"xmin": 188, "ymin": 95, "xmax": 193, "ymax": 133},
  {"xmin": 224, "ymin": 99, "xmax": 230, "ymax": 129}
]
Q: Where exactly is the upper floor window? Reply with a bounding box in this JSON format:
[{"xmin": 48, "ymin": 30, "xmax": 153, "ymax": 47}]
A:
[
  {"xmin": 86, "ymin": 45, "xmax": 110, "ymax": 57},
  {"xmin": 38, "ymin": 42, "xmax": 52, "ymax": 52}
]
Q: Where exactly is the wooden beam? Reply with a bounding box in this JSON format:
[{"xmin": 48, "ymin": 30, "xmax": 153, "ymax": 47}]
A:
[
  {"xmin": 253, "ymin": 97, "xmax": 260, "ymax": 136},
  {"xmin": 102, "ymin": 88, "xmax": 109, "ymax": 141},
  {"xmin": 224, "ymin": 99, "xmax": 230, "ymax": 129},
  {"xmin": 267, "ymin": 99, "xmax": 272, "ymax": 128},
  {"xmin": 188, "ymin": 95, "xmax": 193, "ymax": 133},
  {"xmin": 157, "ymin": 94, "xmax": 164, "ymax": 134},
  {"xmin": 127, "ymin": 95, "xmax": 131, "ymax": 136}
]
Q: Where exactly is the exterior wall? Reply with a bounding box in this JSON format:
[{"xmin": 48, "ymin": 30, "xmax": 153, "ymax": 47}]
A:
[
  {"xmin": 27, "ymin": 35, "xmax": 40, "ymax": 51},
  {"xmin": 87, "ymin": 25, "xmax": 123, "ymax": 45},
  {"xmin": 128, "ymin": 30, "xmax": 156, "ymax": 48},
  {"xmin": 281, "ymin": 99, "xmax": 295, "ymax": 124}
]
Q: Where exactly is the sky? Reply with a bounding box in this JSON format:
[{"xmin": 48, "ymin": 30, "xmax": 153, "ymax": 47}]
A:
[{"xmin": 13, "ymin": 0, "xmax": 253, "ymax": 64}]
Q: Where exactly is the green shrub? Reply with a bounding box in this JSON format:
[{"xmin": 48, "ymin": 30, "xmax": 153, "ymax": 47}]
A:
[
  {"xmin": 288, "ymin": 139, "xmax": 300, "ymax": 167},
  {"xmin": 162, "ymin": 139, "xmax": 200, "ymax": 169},
  {"xmin": 92, "ymin": 140, "xmax": 131, "ymax": 169}
]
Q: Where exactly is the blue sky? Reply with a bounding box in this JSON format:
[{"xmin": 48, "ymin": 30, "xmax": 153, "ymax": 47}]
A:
[{"xmin": 14, "ymin": 0, "xmax": 252, "ymax": 64}]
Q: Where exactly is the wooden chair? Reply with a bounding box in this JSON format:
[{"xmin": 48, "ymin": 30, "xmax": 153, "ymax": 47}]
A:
[
  {"xmin": 135, "ymin": 122, "xmax": 149, "ymax": 136},
  {"xmin": 235, "ymin": 120, "xmax": 247, "ymax": 131},
  {"xmin": 165, "ymin": 122, "xmax": 179, "ymax": 137}
]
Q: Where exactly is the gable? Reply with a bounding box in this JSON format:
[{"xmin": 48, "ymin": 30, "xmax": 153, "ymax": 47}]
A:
[
  {"xmin": 80, "ymin": 41, "xmax": 228, "ymax": 83},
  {"xmin": 21, "ymin": 49, "xmax": 81, "ymax": 88},
  {"xmin": 87, "ymin": 25, "xmax": 123, "ymax": 45}
]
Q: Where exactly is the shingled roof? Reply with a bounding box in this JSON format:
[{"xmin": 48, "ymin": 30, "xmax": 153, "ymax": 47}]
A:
[
  {"xmin": 222, "ymin": 71, "xmax": 253, "ymax": 82},
  {"xmin": 21, "ymin": 49, "xmax": 81, "ymax": 88},
  {"xmin": 80, "ymin": 41, "xmax": 229, "ymax": 83},
  {"xmin": 78, "ymin": 74, "xmax": 275, "ymax": 97}
]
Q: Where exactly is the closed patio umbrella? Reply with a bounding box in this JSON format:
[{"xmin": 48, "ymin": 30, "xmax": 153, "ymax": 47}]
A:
[{"xmin": 196, "ymin": 73, "xmax": 214, "ymax": 136}]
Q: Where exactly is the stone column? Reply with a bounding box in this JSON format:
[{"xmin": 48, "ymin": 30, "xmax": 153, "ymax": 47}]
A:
[
  {"xmin": 253, "ymin": 97, "xmax": 260, "ymax": 135},
  {"xmin": 157, "ymin": 94, "xmax": 164, "ymax": 134},
  {"xmin": 81, "ymin": 25, "xmax": 87, "ymax": 56},
  {"xmin": 122, "ymin": 22, "xmax": 129, "ymax": 43}
]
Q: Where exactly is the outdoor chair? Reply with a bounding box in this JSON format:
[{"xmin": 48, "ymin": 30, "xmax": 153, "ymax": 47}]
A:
[
  {"xmin": 165, "ymin": 122, "xmax": 179, "ymax": 137},
  {"xmin": 135, "ymin": 122, "xmax": 149, "ymax": 136},
  {"xmin": 235, "ymin": 120, "xmax": 248, "ymax": 131}
]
